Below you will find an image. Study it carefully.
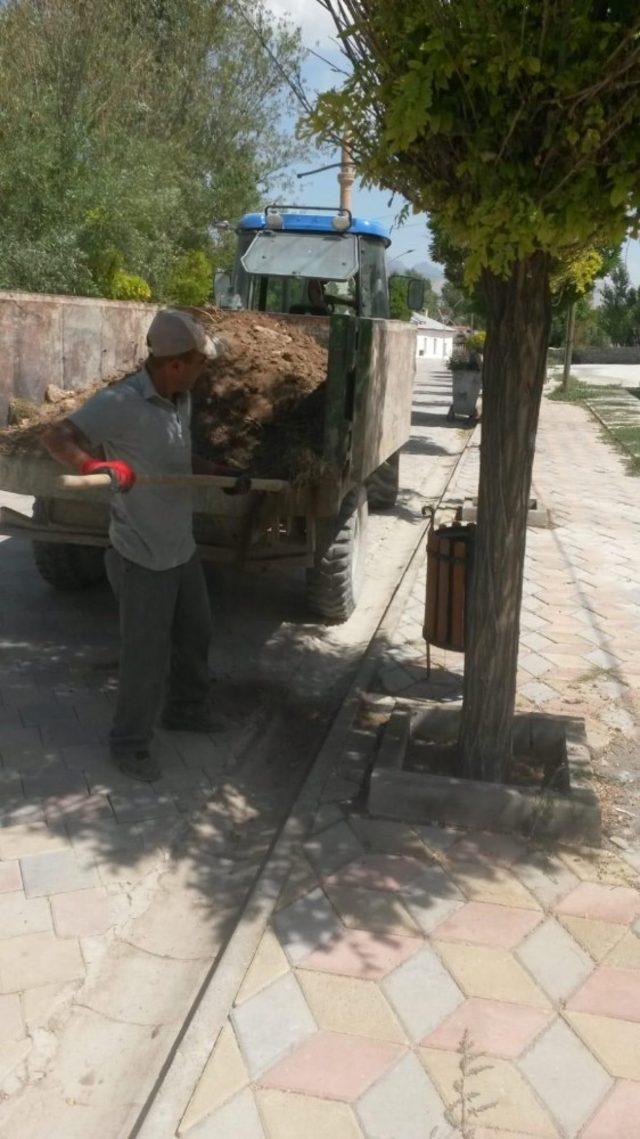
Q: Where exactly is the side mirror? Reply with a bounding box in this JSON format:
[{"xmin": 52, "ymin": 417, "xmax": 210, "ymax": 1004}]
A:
[
  {"xmin": 407, "ymin": 278, "xmax": 425, "ymax": 311},
  {"xmin": 214, "ymin": 270, "xmax": 232, "ymax": 304}
]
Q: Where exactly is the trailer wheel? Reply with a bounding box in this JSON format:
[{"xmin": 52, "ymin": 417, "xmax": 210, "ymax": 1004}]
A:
[
  {"xmin": 32, "ymin": 500, "xmax": 106, "ymax": 590},
  {"xmin": 305, "ymin": 486, "xmax": 368, "ymax": 623},
  {"xmin": 366, "ymin": 451, "xmax": 400, "ymax": 511}
]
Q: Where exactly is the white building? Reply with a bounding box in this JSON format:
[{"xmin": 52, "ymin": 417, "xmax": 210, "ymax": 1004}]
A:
[{"xmin": 411, "ymin": 313, "xmax": 454, "ymax": 361}]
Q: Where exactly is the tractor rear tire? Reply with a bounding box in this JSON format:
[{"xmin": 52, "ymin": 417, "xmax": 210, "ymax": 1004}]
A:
[
  {"xmin": 305, "ymin": 486, "xmax": 368, "ymax": 623},
  {"xmin": 32, "ymin": 499, "xmax": 106, "ymax": 590},
  {"xmin": 366, "ymin": 451, "xmax": 400, "ymax": 511}
]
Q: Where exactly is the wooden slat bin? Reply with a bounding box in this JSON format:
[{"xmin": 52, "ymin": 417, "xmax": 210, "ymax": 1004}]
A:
[{"xmin": 424, "ymin": 522, "xmax": 476, "ymax": 653}]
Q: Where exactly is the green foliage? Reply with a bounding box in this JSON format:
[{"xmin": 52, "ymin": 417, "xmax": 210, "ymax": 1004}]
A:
[
  {"xmin": 166, "ymin": 251, "xmax": 213, "ymax": 307},
  {"xmin": 108, "ymin": 270, "xmax": 152, "ymax": 303},
  {"xmin": 311, "ymin": 2, "xmax": 640, "ymax": 287},
  {"xmin": 466, "ymin": 331, "xmax": 486, "ymax": 353},
  {"xmin": 599, "ymin": 258, "xmax": 640, "ymax": 346},
  {"xmin": 0, "ymin": 0, "xmax": 306, "ymax": 300},
  {"xmin": 389, "ymin": 277, "xmax": 411, "ymax": 321}
]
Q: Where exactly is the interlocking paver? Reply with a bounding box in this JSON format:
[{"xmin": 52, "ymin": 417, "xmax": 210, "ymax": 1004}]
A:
[
  {"xmin": 20, "ymin": 848, "xmax": 99, "ymax": 897},
  {"xmin": 432, "ymin": 902, "xmax": 541, "ymax": 949},
  {"xmin": 558, "ymin": 915, "xmax": 626, "ymax": 962},
  {"xmin": 510, "ymin": 853, "xmax": 580, "ymax": 911},
  {"xmin": 567, "ymin": 965, "xmax": 640, "ymax": 1021},
  {"xmin": 272, "ymin": 887, "xmax": 343, "ymax": 964},
  {"xmin": 257, "ymin": 1089, "xmax": 364, "ymax": 1139},
  {"xmin": 183, "ymin": 1087, "xmax": 265, "ymax": 1139},
  {"xmin": 324, "ymin": 882, "xmax": 420, "ymax": 937},
  {"xmin": 180, "ymin": 1023, "xmax": 248, "ymax": 1133},
  {"xmin": 400, "ymin": 864, "xmax": 465, "ymax": 934},
  {"xmin": 257, "ymin": 1030, "xmax": 404, "ymax": 1101},
  {"xmin": 297, "ymin": 971, "xmax": 406, "ymax": 1043},
  {"xmin": 581, "ymin": 1080, "xmax": 640, "ymax": 1139},
  {"xmin": 300, "ymin": 928, "xmax": 423, "ymax": 981},
  {"xmin": 421, "ymin": 1048, "xmax": 559, "ymax": 1137},
  {"xmin": 356, "ymin": 1052, "xmax": 451, "ymax": 1139},
  {"xmin": 605, "ymin": 929, "xmax": 640, "ymax": 969},
  {"xmin": 324, "ymin": 854, "xmax": 426, "ymax": 892},
  {"xmin": 303, "ymin": 821, "xmax": 364, "ymax": 877},
  {"xmin": 519, "ymin": 1017, "xmax": 612, "ymax": 1136},
  {"xmin": 447, "ymin": 861, "xmax": 541, "ymax": 910},
  {"xmin": 516, "ymin": 919, "xmax": 593, "ymax": 1001},
  {"xmin": 554, "ymin": 882, "xmax": 640, "ymax": 925},
  {"xmin": 236, "ymin": 928, "xmax": 290, "ymax": 1005},
  {"xmin": 443, "ymin": 944, "xmax": 550, "ymax": 1011},
  {"xmin": 381, "ymin": 945, "xmax": 463, "ymax": 1041},
  {"xmin": 230, "ymin": 972, "xmax": 316, "ymax": 1079},
  {"xmin": 423, "ymin": 997, "xmax": 551, "ymax": 1058}
]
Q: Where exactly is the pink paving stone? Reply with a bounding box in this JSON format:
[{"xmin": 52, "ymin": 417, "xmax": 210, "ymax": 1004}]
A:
[
  {"xmin": 0, "ymin": 861, "xmax": 22, "ymax": 893},
  {"xmin": 422, "ymin": 998, "xmax": 552, "ymax": 1059},
  {"xmin": 554, "ymin": 882, "xmax": 640, "ymax": 925},
  {"xmin": 581, "ymin": 1081, "xmax": 640, "ymax": 1138},
  {"xmin": 257, "ymin": 1030, "xmax": 405, "ymax": 1101},
  {"xmin": 567, "ymin": 966, "xmax": 640, "ymax": 1022},
  {"xmin": 431, "ymin": 902, "xmax": 542, "ymax": 949},
  {"xmin": 323, "ymin": 854, "xmax": 425, "ymax": 892},
  {"xmin": 299, "ymin": 928, "xmax": 424, "ymax": 980},
  {"xmin": 446, "ymin": 833, "xmax": 525, "ymax": 867},
  {"xmin": 50, "ymin": 887, "xmax": 112, "ymax": 938}
]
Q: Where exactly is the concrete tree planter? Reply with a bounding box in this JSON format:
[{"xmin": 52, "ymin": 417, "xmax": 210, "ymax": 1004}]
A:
[{"xmin": 367, "ymin": 699, "xmax": 600, "ymax": 844}]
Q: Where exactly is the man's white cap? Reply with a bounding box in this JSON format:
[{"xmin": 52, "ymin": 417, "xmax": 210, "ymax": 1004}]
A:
[{"xmin": 146, "ymin": 309, "xmax": 221, "ymax": 359}]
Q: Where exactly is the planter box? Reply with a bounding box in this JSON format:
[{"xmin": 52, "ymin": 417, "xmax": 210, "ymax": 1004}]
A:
[{"xmin": 367, "ymin": 700, "xmax": 600, "ymax": 844}]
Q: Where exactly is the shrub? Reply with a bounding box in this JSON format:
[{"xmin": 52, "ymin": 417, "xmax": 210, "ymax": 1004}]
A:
[
  {"xmin": 166, "ymin": 250, "xmax": 213, "ymax": 307},
  {"xmin": 108, "ymin": 270, "xmax": 152, "ymax": 302}
]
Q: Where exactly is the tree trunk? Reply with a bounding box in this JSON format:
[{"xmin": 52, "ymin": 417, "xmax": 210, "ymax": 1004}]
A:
[{"xmin": 458, "ymin": 252, "xmax": 552, "ymax": 782}]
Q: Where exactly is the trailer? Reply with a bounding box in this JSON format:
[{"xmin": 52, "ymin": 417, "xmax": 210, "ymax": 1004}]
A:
[{"xmin": 0, "ymin": 206, "xmax": 422, "ymax": 623}]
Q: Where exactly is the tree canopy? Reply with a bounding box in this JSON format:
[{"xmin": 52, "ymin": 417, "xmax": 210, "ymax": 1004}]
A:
[
  {"xmin": 312, "ymin": 1, "xmax": 640, "ymax": 286},
  {"xmin": 312, "ymin": 1, "xmax": 640, "ymax": 780},
  {"xmin": 0, "ymin": 0, "xmax": 305, "ymax": 300}
]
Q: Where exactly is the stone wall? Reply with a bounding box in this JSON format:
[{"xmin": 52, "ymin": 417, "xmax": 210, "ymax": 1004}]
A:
[{"xmin": 0, "ymin": 291, "xmax": 158, "ymax": 423}]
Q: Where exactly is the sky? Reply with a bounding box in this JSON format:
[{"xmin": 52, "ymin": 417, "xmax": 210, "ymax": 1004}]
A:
[{"xmin": 267, "ymin": 0, "xmax": 640, "ymax": 286}]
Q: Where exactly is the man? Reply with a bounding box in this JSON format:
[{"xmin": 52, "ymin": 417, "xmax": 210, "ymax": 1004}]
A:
[{"xmin": 42, "ymin": 309, "xmax": 228, "ymax": 783}]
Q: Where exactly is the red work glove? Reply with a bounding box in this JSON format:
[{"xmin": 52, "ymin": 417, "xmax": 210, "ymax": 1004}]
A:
[{"xmin": 80, "ymin": 458, "xmax": 136, "ymax": 491}]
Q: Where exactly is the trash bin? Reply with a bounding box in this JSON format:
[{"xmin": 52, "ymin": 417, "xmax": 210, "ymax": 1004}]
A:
[
  {"xmin": 447, "ymin": 369, "xmax": 482, "ymax": 423},
  {"xmin": 424, "ymin": 522, "xmax": 476, "ymax": 660}
]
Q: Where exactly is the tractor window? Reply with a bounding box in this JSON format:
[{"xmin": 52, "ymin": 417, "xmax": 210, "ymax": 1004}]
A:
[
  {"xmin": 242, "ymin": 231, "xmax": 358, "ymax": 281},
  {"xmin": 359, "ymin": 237, "xmax": 389, "ymax": 319}
]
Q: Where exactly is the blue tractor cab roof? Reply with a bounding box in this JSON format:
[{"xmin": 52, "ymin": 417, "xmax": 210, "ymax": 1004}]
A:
[{"xmin": 237, "ymin": 210, "xmax": 391, "ymax": 247}]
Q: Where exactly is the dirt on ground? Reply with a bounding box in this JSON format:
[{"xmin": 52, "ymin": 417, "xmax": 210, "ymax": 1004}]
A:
[{"xmin": 0, "ymin": 308, "xmax": 329, "ymax": 480}]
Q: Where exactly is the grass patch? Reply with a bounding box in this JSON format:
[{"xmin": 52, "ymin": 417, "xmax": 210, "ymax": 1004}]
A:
[{"xmin": 547, "ymin": 376, "xmax": 620, "ymax": 402}]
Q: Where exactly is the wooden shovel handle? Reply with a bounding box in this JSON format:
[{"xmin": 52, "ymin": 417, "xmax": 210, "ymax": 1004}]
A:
[{"xmin": 57, "ymin": 473, "xmax": 290, "ymax": 492}]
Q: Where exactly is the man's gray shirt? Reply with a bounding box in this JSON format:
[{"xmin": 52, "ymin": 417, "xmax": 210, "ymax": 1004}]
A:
[{"xmin": 69, "ymin": 368, "xmax": 196, "ymax": 571}]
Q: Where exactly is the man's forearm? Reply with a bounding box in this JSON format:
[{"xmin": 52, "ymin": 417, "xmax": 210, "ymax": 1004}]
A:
[{"xmin": 41, "ymin": 419, "xmax": 95, "ymax": 471}]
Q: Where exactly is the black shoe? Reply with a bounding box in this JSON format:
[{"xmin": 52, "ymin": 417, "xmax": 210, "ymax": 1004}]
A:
[
  {"xmin": 111, "ymin": 749, "xmax": 161, "ymax": 782},
  {"xmin": 161, "ymin": 705, "xmax": 226, "ymax": 734}
]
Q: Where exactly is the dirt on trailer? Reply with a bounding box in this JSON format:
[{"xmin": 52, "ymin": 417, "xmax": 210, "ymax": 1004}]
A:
[{"xmin": 0, "ymin": 308, "xmax": 329, "ymax": 481}]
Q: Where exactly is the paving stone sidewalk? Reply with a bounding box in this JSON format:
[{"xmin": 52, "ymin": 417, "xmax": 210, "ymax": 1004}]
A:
[{"xmin": 175, "ymin": 394, "xmax": 640, "ymax": 1138}]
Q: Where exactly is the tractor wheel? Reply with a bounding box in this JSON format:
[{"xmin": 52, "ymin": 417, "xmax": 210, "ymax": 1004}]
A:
[
  {"xmin": 305, "ymin": 486, "xmax": 368, "ymax": 623},
  {"xmin": 366, "ymin": 451, "xmax": 400, "ymax": 511}
]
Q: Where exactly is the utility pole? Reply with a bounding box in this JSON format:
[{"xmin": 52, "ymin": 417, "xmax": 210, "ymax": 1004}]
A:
[
  {"xmin": 562, "ymin": 302, "xmax": 576, "ymax": 392},
  {"xmin": 338, "ymin": 140, "xmax": 355, "ymax": 212}
]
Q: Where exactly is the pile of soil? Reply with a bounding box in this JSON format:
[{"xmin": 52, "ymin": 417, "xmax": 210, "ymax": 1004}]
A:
[{"xmin": 0, "ymin": 308, "xmax": 329, "ymax": 481}]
